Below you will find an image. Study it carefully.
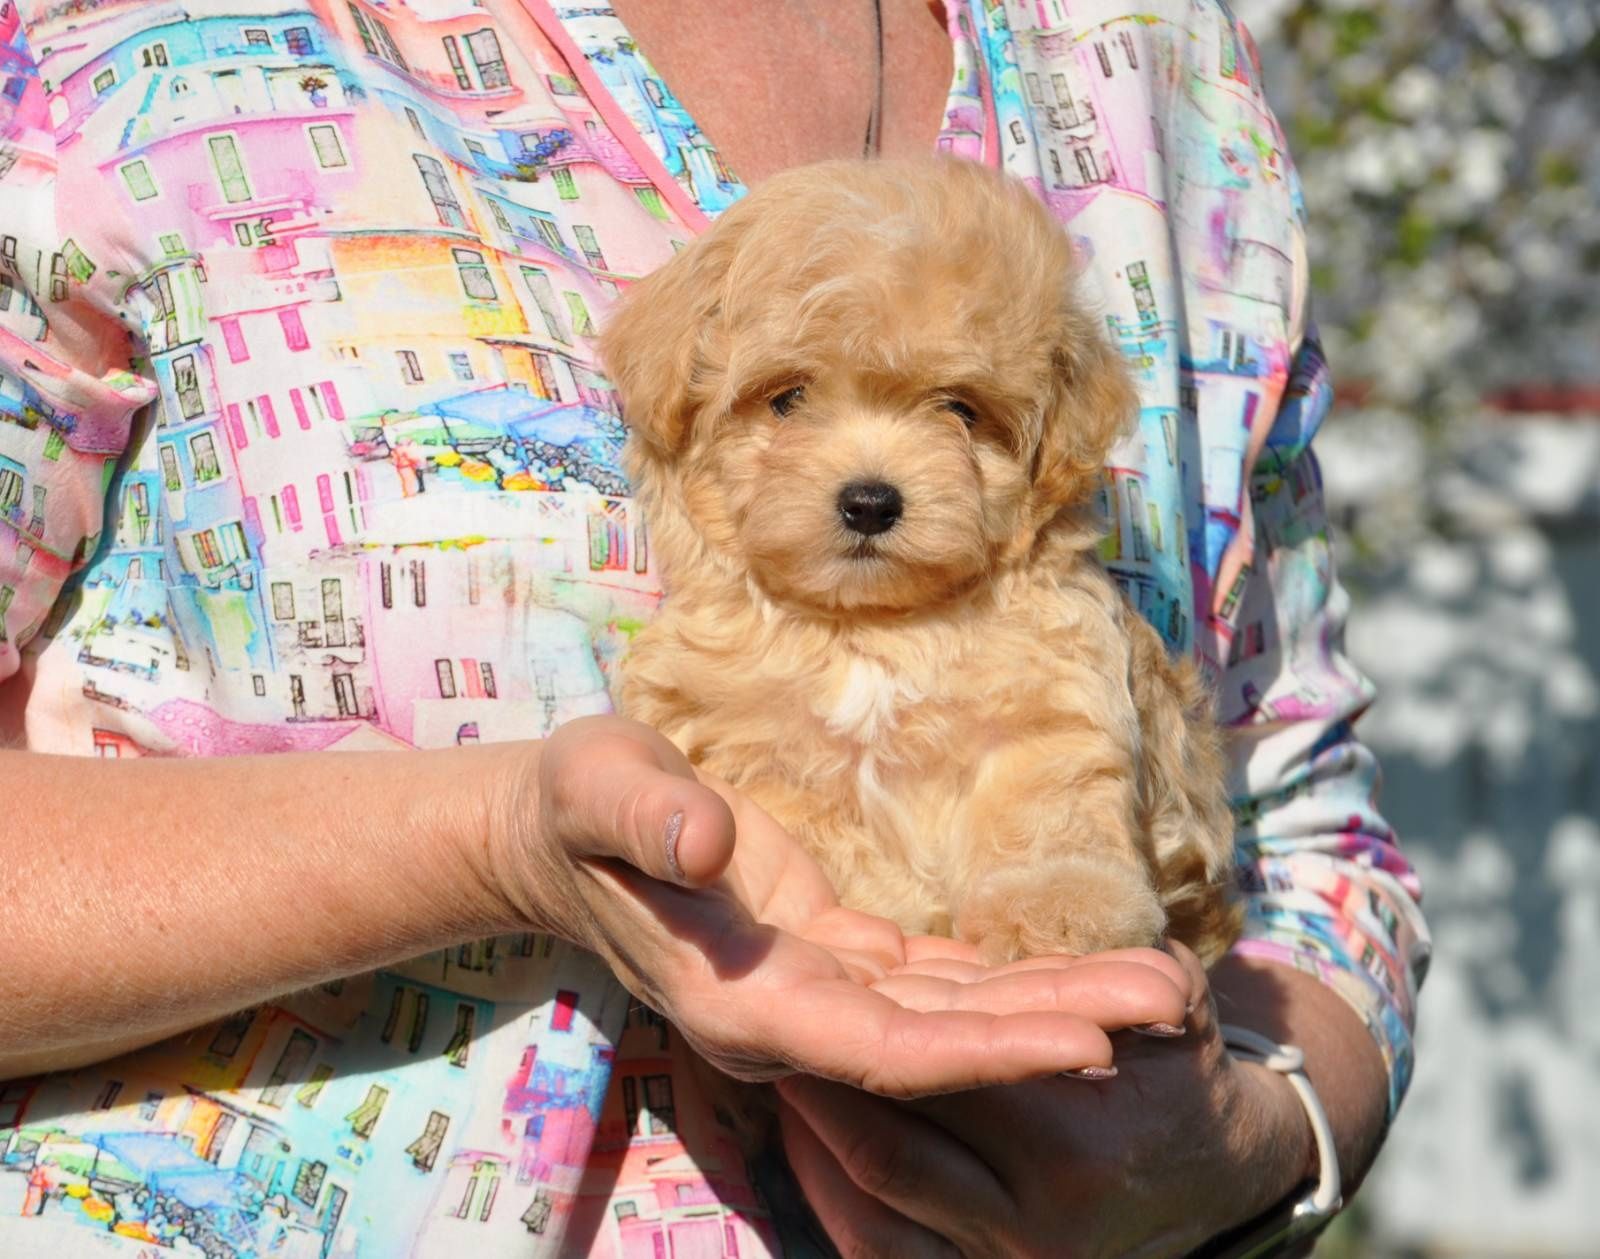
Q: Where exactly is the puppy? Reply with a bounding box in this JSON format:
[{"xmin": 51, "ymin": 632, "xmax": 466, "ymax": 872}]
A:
[{"xmin": 602, "ymin": 158, "xmax": 1240, "ymax": 970}]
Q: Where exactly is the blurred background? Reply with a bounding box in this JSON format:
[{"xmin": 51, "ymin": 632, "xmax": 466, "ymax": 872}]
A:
[{"xmin": 1231, "ymin": 0, "xmax": 1600, "ymax": 1254}]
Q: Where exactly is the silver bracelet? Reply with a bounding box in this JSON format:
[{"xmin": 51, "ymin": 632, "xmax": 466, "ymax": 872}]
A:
[{"xmin": 1189, "ymin": 1026, "xmax": 1343, "ymax": 1259}]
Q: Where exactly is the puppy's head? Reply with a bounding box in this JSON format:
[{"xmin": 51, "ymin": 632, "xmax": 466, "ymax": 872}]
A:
[{"xmin": 601, "ymin": 158, "xmax": 1136, "ymax": 614}]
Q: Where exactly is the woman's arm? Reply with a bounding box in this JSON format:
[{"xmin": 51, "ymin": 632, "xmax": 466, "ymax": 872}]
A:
[
  {"xmin": 1218, "ymin": 433, "xmax": 1430, "ymax": 1147},
  {"xmin": 0, "ymin": 742, "xmax": 520, "ymax": 1078},
  {"xmin": 1, "ymin": 718, "xmax": 1196, "ymax": 1090},
  {"xmin": 1210, "ymin": 952, "xmax": 1389, "ymax": 1196}
]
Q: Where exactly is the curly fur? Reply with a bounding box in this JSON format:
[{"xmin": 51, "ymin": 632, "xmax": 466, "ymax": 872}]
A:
[{"xmin": 603, "ymin": 158, "xmax": 1241, "ymax": 966}]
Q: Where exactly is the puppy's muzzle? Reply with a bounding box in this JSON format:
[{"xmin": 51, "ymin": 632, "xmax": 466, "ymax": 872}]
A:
[{"xmin": 838, "ymin": 480, "xmax": 903, "ymax": 537}]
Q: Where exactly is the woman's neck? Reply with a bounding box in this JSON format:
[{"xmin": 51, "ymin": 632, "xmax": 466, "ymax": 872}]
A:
[{"xmin": 607, "ymin": 0, "xmax": 953, "ymax": 186}]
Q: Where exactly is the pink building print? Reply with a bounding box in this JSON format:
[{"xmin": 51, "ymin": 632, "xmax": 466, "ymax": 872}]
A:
[{"xmin": 573, "ymin": 1006, "xmax": 776, "ymax": 1259}]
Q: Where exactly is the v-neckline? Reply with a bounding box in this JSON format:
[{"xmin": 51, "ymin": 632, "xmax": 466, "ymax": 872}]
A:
[{"xmin": 520, "ymin": 1, "xmax": 1001, "ymax": 231}]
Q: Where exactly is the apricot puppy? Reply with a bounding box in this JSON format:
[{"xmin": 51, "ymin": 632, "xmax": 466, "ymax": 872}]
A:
[{"xmin": 603, "ymin": 158, "xmax": 1240, "ymax": 966}]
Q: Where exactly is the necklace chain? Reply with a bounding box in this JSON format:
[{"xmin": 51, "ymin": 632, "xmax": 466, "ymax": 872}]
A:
[{"xmin": 865, "ymin": 0, "xmax": 885, "ymax": 156}]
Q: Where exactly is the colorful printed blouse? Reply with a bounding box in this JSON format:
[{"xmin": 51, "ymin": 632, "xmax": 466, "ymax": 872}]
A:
[{"xmin": 0, "ymin": 0, "xmax": 1430, "ymax": 1254}]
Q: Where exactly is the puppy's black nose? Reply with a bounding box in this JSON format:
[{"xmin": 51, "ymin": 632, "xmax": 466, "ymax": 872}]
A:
[{"xmin": 837, "ymin": 480, "xmax": 903, "ymax": 536}]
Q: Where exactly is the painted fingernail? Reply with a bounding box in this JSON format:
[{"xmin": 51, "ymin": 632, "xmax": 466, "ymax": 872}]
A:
[
  {"xmin": 664, "ymin": 810, "xmax": 686, "ymax": 882},
  {"xmin": 1059, "ymin": 1065, "xmax": 1118, "ymax": 1081},
  {"xmin": 1132, "ymin": 1022, "xmax": 1186, "ymax": 1038}
]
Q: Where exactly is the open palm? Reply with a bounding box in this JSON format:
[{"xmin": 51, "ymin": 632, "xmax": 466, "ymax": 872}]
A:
[{"xmin": 521, "ymin": 717, "xmax": 1192, "ymax": 1097}]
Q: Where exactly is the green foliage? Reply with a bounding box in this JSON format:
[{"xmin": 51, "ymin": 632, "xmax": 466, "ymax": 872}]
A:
[
  {"xmin": 1394, "ymin": 210, "xmax": 1435, "ymax": 267},
  {"xmin": 1238, "ymin": 0, "xmax": 1599, "ymax": 416},
  {"xmin": 1333, "ymin": 7, "xmax": 1381, "ymax": 56}
]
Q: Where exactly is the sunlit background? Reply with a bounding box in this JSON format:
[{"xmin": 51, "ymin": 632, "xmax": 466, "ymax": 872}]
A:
[{"xmin": 1232, "ymin": 1, "xmax": 1600, "ymax": 1254}]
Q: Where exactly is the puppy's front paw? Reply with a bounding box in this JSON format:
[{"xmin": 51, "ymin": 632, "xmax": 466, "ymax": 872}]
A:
[{"xmin": 955, "ymin": 857, "xmax": 1167, "ymax": 964}]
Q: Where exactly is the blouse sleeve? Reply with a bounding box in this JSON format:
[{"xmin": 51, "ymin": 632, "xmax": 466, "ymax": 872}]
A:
[
  {"xmin": 1219, "ymin": 325, "xmax": 1432, "ymax": 1119},
  {"xmin": 0, "ymin": 6, "xmax": 155, "ymax": 680}
]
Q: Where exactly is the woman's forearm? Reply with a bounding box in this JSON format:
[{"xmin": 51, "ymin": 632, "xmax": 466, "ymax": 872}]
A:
[
  {"xmin": 1210, "ymin": 953, "xmax": 1392, "ymax": 1196},
  {"xmin": 0, "ymin": 743, "xmax": 533, "ymax": 1079}
]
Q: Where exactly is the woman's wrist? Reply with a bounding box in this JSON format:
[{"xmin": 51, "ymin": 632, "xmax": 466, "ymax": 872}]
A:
[
  {"xmin": 1230, "ymin": 1057, "xmax": 1320, "ymax": 1211},
  {"xmin": 475, "ymin": 735, "xmax": 589, "ymax": 942},
  {"xmin": 1189, "ymin": 1037, "xmax": 1346, "ymax": 1259},
  {"xmin": 1209, "ymin": 952, "xmax": 1391, "ymax": 1196},
  {"xmin": 398, "ymin": 741, "xmax": 550, "ymax": 938},
  {"xmin": 1164, "ymin": 1042, "xmax": 1318, "ymax": 1250}
]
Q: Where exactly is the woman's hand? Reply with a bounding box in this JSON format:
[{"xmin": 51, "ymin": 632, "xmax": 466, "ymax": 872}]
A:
[
  {"xmin": 489, "ymin": 715, "xmax": 1195, "ymax": 1098},
  {"xmin": 775, "ymin": 941, "xmax": 1321, "ymax": 1257}
]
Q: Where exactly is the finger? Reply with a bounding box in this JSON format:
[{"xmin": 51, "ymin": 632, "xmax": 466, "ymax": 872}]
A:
[
  {"xmin": 986, "ymin": 946, "xmax": 1194, "ymax": 1000},
  {"xmin": 768, "ymin": 985, "xmax": 1120, "ymax": 1094},
  {"xmin": 859, "ymin": 1007, "xmax": 1113, "ymax": 1093},
  {"xmin": 903, "ymin": 935, "xmax": 981, "ymax": 964},
  {"xmin": 778, "ymin": 1077, "xmax": 1009, "ymax": 1253},
  {"xmin": 887, "ymin": 956, "xmax": 1120, "ymax": 986},
  {"xmin": 777, "ymin": 1091, "xmax": 962, "ymax": 1259},
  {"xmin": 800, "ymin": 907, "xmax": 908, "ymax": 972},
  {"xmin": 742, "ymin": 957, "xmax": 1132, "ymax": 1089},
  {"xmin": 893, "ymin": 946, "xmax": 1193, "ymax": 1005},
  {"xmin": 887, "ymin": 957, "xmax": 989, "ymax": 983},
  {"xmin": 870, "ymin": 958, "xmax": 1188, "ymax": 1028},
  {"xmin": 1162, "ymin": 939, "xmax": 1217, "ymax": 1031},
  {"xmin": 545, "ymin": 723, "xmax": 736, "ymax": 886},
  {"xmin": 829, "ymin": 946, "xmax": 895, "ymax": 985}
]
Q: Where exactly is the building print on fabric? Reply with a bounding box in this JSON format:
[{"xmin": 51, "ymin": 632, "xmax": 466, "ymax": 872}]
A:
[
  {"xmin": 576, "ymin": 1004, "xmax": 776, "ymax": 1258},
  {"xmin": 0, "ymin": 1, "xmax": 778, "ymax": 1254},
  {"xmin": 554, "ymin": 4, "xmax": 744, "ymax": 215},
  {"xmin": 986, "ymin": 0, "xmax": 1298, "ymax": 674},
  {"xmin": 14, "ymin": 0, "xmax": 677, "ymax": 753},
  {"xmin": 0, "ymin": 940, "xmax": 708, "ymax": 1256}
]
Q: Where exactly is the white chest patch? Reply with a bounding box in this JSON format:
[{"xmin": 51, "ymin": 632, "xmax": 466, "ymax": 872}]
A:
[{"xmin": 824, "ymin": 656, "xmax": 916, "ymax": 743}]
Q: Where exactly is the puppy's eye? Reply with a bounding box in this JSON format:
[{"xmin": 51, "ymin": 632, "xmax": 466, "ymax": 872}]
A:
[
  {"xmin": 941, "ymin": 398, "xmax": 979, "ymax": 427},
  {"xmin": 770, "ymin": 386, "xmax": 805, "ymax": 418}
]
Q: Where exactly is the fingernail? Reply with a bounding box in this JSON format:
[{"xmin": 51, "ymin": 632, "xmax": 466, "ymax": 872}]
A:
[
  {"xmin": 1059, "ymin": 1065, "xmax": 1118, "ymax": 1081},
  {"xmin": 664, "ymin": 810, "xmax": 686, "ymax": 882},
  {"xmin": 1132, "ymin": 1022, "xmax": 1186, "ymax": 1038}
]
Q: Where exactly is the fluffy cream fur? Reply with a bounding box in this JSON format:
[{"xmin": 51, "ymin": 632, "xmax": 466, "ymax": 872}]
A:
[{"xmin": 603, "ymin": 158, "xmax": 1241, "ymax": 966}]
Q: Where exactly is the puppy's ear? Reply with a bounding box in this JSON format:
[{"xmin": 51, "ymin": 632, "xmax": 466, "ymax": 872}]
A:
[
  {"xmin": 599, "ymin": 233, "xmax": 731, "ymax": 457},
  {"xmin": 1031, "ymin": 329, "xmax": 1139, "ymax": 517}
]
